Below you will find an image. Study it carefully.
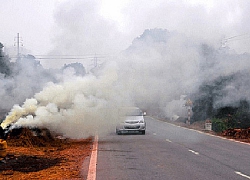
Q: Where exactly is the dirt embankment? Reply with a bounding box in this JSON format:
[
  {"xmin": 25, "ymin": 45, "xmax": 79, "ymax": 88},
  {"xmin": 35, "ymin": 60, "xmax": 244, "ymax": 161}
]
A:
[
  {"xmin": 0, "ymin": 128, "xmax": 93, "ymax": 180},
  {"xmin": 166, "ymin": 120, "xmax": 250, "ymax": 143}
]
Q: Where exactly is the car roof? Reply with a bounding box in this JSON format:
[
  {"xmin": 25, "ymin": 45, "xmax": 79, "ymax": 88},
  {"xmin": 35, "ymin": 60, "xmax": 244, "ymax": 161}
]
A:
[{"xmin": 120, "ymin": 107, "xmax": 140, "ymax": 110}]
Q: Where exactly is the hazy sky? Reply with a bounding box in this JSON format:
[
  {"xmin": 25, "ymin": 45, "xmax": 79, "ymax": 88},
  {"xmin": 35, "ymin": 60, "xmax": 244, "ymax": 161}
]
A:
[{"xmin": 1, "ymin": 0, "xmax": 250, "ymax": 61}]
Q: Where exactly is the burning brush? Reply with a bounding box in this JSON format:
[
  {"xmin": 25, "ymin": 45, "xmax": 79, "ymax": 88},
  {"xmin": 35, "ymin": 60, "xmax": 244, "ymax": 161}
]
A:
[
  {"xmin": 0, "ymin": 98, "xmax": 38, "ymax": 137},
  {"xmin": 0, "ymin": 98, "xmax": 38, "ymax": 162},
  {"xmin": 0, "ymin": 124, "xmax": 9, "ymax": 162}
]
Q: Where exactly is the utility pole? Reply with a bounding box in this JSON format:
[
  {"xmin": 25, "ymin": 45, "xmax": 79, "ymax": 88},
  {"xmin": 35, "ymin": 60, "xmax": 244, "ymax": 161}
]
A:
[
  {"xmin": 93, "ymin": 56, "xmax": 98, "ymax": 68},
  {"xmin": 185, "ymin": 99, "xmax": 193, "ymax": 125},
  {"xmin": 92, "ymin": 54, "xmax": 100, "ymax": 68},
  {"xmin": 0, "ymin": 43, "xmax": 3, "ymax": 55},
  {"xmin": 14, "ymin": 33, "xmax": 23, "ymax": 59}
]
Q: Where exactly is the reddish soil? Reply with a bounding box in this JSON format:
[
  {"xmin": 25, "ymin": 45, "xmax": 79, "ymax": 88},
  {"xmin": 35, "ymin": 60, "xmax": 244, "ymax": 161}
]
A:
[{"xmin": 0, "ymin": 128, "xmax": 93, "ymax": 180}]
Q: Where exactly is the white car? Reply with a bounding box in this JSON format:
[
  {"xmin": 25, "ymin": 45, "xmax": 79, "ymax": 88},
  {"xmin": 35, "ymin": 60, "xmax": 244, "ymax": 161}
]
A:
[{"xmin": 116, "ymin": 107, "xmax": 146, "ymax": 135}]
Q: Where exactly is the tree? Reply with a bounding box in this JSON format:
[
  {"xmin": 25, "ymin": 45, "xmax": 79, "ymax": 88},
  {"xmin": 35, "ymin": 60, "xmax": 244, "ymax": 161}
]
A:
[
  {"xmin": 191, "ymin": 74, "xmax": 234, "ymax": 122},
  {"xmin": 62, "ymin": 62, "xmax": 86, "ymax": 76},
  {"xmin": 0, "ymin": 42, "xmax": 12, "ymax": 76}
]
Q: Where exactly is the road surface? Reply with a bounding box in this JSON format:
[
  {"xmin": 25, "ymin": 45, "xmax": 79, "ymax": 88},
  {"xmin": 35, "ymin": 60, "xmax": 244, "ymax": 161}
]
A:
[{"xmin": 96, "ymin": 116, "xmax": 250, "ymax": 180}]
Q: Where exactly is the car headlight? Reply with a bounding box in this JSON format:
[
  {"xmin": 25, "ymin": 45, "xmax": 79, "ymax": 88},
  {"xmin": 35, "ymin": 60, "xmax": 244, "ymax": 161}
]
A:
[{"xmin": 139, "ymin": 120, "xmax": 144, "ymax": 123}]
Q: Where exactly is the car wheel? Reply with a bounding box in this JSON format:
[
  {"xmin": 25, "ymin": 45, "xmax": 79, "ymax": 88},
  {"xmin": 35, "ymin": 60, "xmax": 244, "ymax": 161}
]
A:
[
  {"xmin": 141, "ymin": 130, "xmax": 145, "ymax": 135},
  {"xmin": 116, "ymin": 130, "xmax": 121, "ymax": 135}
]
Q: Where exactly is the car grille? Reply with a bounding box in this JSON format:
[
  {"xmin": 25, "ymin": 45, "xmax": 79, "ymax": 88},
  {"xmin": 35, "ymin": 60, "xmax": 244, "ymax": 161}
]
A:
[
  {"xmin": 124, "ymin": 126, "xmax": 140, "ymax": 129},
  {"xmin": 126, "ymin": 121, "xmax": 139, "ymax": 124}
]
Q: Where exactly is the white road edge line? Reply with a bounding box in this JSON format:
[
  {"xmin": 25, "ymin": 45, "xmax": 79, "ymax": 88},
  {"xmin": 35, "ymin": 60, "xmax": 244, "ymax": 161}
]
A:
[
  {"xmin": 152, "ymin": 117, "xmax": 250, "ymax": 146},
  {"xmin": 188, "ymin": 149, "xmax": 199, "ymax": 155},
  {"xmin": 87, "ymin": 135, "xmax": 98, "ymax": 180},
  {"xmin": 166, "ymin": 139, "xmax": 172, "ymax": 143},
  {"xmin": 235, "ymin": 171, "xmax": 250, "ymax": 179}
]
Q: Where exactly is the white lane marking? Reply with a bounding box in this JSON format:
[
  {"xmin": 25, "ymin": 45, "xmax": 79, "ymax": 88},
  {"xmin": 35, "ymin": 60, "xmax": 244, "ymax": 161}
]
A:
[
  {"xmin": 166, "ymin": 139, "xmax": 172, "ymax": 143},
  {"xmin": 153, "ymin": 133, "xmax": 157, "ymax": 135},
  {"xmin": 188, "ymin": 149, "xmax": 199, "ymax": 155},
  {"xmin": 87, "ymin": 135, "xmax": 98, "ymax": 180},
  {"xmin": 235, "ymin": 171, "xmax": 250, "ymax": 179}
]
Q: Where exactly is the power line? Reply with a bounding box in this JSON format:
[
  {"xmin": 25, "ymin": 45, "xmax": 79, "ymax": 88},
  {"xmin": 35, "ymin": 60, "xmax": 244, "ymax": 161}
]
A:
[
  {"xmin": 221, "ymin": 33, "xmax": 250, "ymax": 48},
  {"xmin": 36, "ymin": 57, "xmax": 105, "ymax": 60},
  {"xmin": 9, "ymin": 55, "xmax": 112, "ymax": 60},
  {"xmin": 33, "ymin": 53, "xmax": 113, "ymax": 57},
  {"xmin": 225, "ymin": 33, "xmax": 249, "ymax": 41}
]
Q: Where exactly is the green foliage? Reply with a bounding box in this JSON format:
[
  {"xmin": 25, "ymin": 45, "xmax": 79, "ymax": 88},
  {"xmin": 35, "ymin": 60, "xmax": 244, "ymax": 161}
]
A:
[
  {"xmin": 232, "ymin": 100, "xmax": 250, "ymax": 128},
  {"xmin": 191, "ymin": 66, "xmax": 250, "ymax": 130},
  {"xmin": 192, "ymin": 75, "xmax": 234, "ymax": 122},
  {"xmin": 211, "ymin": 118, "xmax": 227, "ymax": 132},
  {"xmin": 212, "ymin": 100, "xmax": 250, "ymax": 129},
  {"xmin": 211, "ymin": 100, "xmax": 250, "ymax": 132}
]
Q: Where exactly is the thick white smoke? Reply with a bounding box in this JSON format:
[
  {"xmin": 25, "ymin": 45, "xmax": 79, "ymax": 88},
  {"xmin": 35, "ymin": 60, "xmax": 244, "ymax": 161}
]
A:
[
  {"xmin": 3, "ymin": 26, "xmax": 250, "ymax": 136},
  {"xmin": 0, "ymin": 56, "xmax": 58, "ymax": 111},
  {"xmin": 116, "ymin": 29, "xmax": 201, "ymax": 118},
  {"xmin": 2, "ymin": 62, "xmax": 133, "ymax": 138}
]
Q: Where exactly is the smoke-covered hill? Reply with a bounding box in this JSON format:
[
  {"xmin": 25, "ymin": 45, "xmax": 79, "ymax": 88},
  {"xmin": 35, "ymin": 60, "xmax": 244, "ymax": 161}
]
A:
[
  {"xmin": 119, "ymin": 28, "xmax": 202, "ymax": 116},
  {"xmin": 120, "ymin": 28, "xmax": 250, "ymax": 126}
]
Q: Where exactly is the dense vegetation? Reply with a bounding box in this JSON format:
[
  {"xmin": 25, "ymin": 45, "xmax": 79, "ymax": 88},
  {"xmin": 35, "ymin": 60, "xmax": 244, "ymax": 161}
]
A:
[{"xmin": 191, "ymin": 73, "xmax": 250, "ymax": 131}]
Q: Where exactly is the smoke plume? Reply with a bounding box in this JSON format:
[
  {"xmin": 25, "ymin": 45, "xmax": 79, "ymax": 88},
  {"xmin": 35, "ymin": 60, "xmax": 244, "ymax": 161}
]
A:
[
  {"xmin": 2, "ymin": 61, "xmax": 133, "ymax": 138},
  {"xmin": 2, "ymin": 0, "xmax": 250, "ymax": 137}
]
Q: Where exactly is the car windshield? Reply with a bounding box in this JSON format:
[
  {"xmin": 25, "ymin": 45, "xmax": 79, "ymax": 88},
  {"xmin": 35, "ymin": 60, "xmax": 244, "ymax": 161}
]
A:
[{"xmin": 119, "ymin": 108, "xmax": 143, "ymax": 116}]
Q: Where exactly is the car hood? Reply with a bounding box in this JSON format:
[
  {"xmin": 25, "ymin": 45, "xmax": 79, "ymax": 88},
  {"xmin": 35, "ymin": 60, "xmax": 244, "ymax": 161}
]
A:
[{"xmin": 124, "ymin": 116, "xmax": 144, "ymax": 122}]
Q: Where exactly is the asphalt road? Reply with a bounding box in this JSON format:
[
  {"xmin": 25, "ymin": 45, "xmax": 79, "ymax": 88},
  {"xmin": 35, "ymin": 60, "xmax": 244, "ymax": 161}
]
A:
[{"xmin": 96, "ymin": 116, "xmax": 250, "ymax": 180}]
